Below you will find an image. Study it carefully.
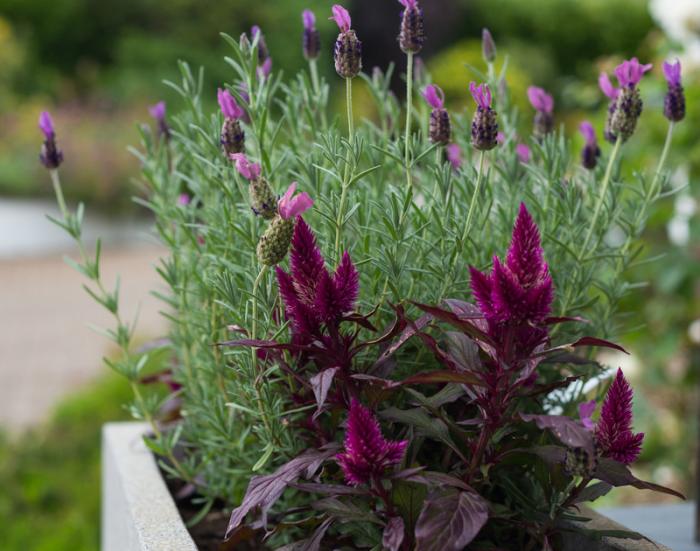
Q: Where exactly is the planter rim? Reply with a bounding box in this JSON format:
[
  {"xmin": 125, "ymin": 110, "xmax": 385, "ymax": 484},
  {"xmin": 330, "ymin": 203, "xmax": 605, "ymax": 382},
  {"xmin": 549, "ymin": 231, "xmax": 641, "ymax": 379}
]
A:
[
  {"xmin": 101, "ymin": 421, "xmax": 671, "ymax": 551},
  {"xmin": 102, "ymin": 422, "xmax": 197, "ymax": 551}
]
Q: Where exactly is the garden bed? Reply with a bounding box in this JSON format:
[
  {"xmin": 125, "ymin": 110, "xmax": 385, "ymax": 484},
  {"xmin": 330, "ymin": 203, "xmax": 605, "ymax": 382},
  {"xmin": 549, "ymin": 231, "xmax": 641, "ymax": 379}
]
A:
[{"xmin": 102, "ymin": 422, "xmax": 671, "ymax": 551}]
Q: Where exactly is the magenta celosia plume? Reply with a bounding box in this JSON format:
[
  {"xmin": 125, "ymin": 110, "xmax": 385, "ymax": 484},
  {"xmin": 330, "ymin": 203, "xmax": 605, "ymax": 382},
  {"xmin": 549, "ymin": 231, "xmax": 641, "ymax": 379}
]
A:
[
  {"xmin": 276, "ymin": 218, "xmax": 359, "ymax": 342},
  {"xmin": 336, "ymin": 399, "xmax": 408, "ymax": 486},
  {"xmin": 217, "ymin": 88, "xmax": 244, "ymax": 120},
  {"xmin": 527, "ymin": 86, "xmax": 554, "ymax": 114},
  {"xmin": 422, "ymin": 85, "xmax": 444, "ymax": 109},
  {"xmin": 278, "ymin": 182, "xmax": 314, "ymax": 220},
  {"xmin": 614, "ymin": 58, "xmax": 652, "ymax": 88},
  {"xmin": 469, "ymin": 204, "xmax": 553, "ymax": 353},
  {"xmin": 230, "ymin": 153, "xmax": 261, "ymax": 181},
  {"xmin": 596, "ymin": 368, "xmax": 644, "ymax": 464}
]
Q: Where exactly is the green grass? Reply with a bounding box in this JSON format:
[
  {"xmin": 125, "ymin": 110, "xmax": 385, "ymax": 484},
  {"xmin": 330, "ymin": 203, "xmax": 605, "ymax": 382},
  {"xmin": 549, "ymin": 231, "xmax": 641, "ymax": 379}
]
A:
[{"xmin": 0, "ymin": 375, "xmax": 132, "ymax": 551}]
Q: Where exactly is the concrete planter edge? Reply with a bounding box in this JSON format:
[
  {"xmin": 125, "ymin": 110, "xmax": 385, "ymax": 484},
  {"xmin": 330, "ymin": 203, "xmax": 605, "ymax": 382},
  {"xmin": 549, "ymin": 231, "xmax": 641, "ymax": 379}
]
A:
[{"xmin": 101, "ymin": 422, "xmax": 670, "ymax": 551}]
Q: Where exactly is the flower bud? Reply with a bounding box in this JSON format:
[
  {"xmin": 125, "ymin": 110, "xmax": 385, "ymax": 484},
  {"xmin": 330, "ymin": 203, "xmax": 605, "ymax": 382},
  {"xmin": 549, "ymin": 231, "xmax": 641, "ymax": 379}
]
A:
[
  {"xmin": 610, "ymin": 86, "xmax": 642, "ymax": 143},
  {"xmin": 663, "ymin": 60, "xmax": 685, "ymax": 122},
  {"xmin": 332, "ymin": 5, "xmax": 362, "ymax": 79},
  {"xmin": 430, "ymin": 109, "xmax": 451, "ymax": 145},
  {"xmin": 251, "ymin": 26, "xmax": 269, "ymax": 65},
  {"xmin": 302, "ymin": 10, "xmax": 321, "ymax": 60},
  {"xmin": 579, "ymin": 121, "xmax": 600, "ymax": 170},
  {"xmin": 149, "ymin": 101, "xmax": 171, "ymax": 142},
  {"xmin": 482, "ymin": 28, "xmax": 496, "ymax": 63},
  {"xmin": 398, "ymin": 0, "xmax": 424, "ymax": 55},
  {"xmin": 527, "ymin": 86, "xmax": 554, "ymax": 140},
  {"xmin": 249, "ymin": 177, "xmax": 278, "ymax": 219},
  {"xmin": 257, "ymin": 216, "xmax": 296, "ymax": 266},
  {"xmin": 38, "ymin": 111, "xmax": 63, "ymax": 170}
]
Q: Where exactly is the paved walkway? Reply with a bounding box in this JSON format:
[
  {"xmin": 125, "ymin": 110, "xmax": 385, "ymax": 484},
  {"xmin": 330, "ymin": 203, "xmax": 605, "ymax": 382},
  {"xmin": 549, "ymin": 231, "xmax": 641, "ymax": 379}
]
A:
[{"xmin": 0, "ymin": 246, "xmax": 167, "ymax": 430}]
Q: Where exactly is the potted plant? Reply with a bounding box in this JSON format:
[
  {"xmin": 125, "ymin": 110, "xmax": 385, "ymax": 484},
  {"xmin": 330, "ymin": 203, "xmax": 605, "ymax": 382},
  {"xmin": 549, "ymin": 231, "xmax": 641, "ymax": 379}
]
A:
[{"xmin": 41, "ymin": 3, "xmax": 687, "ymax": 549}]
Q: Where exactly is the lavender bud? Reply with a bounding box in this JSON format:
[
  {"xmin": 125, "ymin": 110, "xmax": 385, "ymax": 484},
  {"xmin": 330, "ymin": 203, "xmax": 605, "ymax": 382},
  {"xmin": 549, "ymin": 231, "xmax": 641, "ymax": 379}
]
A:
[
  {"xmin": 239, "ymin": 33, "xmax": 251, "ymax": 54},
  {"xmin": 250, "ymin": 177, "xmax": 278, "ymax": 219},
  {"xmin": 610, "ymin": 86, "xmax": 643, "ymax": 143},
  {"xmin": 302, "ymin": 18, "xmax": 321, "ymax": 60},
  {"xmin": 221, "ymin": 119, "xmax": 245, "ymax": 156},
  {"xmin": 251, "ymin": 26, "xmax": 269, "ymax": 65},
  {"xmin": 579, "ymin": 121, "xmax": 600, "ymax": 171},
  {"xmin": 533, "ymin": 111, "xmax": 554, "ymax": 140},
  {"xmin": 663, "ymin": 61, "xmax": 685, "ymax": 122},
  {"xmin": 257, "ymin": 216, "xmax": 295, "ymax": 265},
  {"xmin": 430, "ymin": 109, "xmax": 451, "ymax": 145},
  {"xmin": 334, "ymin": 30, "xmax": 362, "ymax": 79},
  {"xmin": 482, "ymin": 28, "xmax": 496, "ymax": 63},
  {"xmin": 398, "ymin": 0, "xmax": 425, "ymax": 55}
]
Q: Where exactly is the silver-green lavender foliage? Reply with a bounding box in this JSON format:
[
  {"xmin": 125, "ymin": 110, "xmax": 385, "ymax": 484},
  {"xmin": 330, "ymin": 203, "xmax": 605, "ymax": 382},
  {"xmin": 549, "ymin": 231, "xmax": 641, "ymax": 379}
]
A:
[{"xmin": 56, "ymin": 35, "xmax": 673, "ymax": 508}]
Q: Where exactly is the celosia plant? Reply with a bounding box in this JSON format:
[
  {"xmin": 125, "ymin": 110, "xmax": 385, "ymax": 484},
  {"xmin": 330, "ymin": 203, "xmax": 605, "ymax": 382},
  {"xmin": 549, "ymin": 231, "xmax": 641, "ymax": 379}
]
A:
[{"xmin": 45, "ymin": 7, "xmax": 685, "ymax": 550}]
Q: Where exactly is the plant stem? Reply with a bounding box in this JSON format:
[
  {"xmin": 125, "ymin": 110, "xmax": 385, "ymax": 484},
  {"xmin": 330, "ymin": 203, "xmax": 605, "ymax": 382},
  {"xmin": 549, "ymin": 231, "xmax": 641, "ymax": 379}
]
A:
[
  {"xmin": 251, "ymin": 265, "xmax": 274, "ymax": 440},
  {"xmin": 309, "ymin": 59, "xmax": 327, "ymax": 131},
  {"xmin": 461, "ymin": 150, "xmax": 486, "ymax": 251},
  {"xmin": 580, "ymin": 135, "xmax": 622, "ymax": 255},
  {"xmin": 50, "ymin": 169, "xmax": 68, "ymax": 219},
  {"xmin": 404, "ymin": 52, "xmax": 414, "ymax": 188},
  {"xmin": 335, "ymin": 77, "xmax": 355, "ymax": 261}
]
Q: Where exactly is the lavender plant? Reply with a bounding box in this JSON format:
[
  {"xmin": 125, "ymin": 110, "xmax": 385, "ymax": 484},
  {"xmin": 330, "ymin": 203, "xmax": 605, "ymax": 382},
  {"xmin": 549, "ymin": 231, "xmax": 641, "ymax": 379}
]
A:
[{"xmin": 43, "ymin": 4, "xmax": 686, "ymax": 549}]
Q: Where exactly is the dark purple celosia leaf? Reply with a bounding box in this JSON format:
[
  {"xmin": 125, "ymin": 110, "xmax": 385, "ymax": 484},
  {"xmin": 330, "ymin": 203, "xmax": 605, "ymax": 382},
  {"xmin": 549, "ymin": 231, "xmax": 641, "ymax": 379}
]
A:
[
  {"xmin": 310, "ymin": 367, "xmax": 340, "ymax": 418},
  {"xmin": 414, "ymin": 489, "xmax": 489, "ymax": 551},
  {"xmin": 226, "ymin": 446, "xmax": 339, "ymax": 538},
  {"xmin": 383, "ymin": 516, "xmax": 405, "ymax": 551},
  {"xmin": 520, "ymin": 413, "xmax": 595, "ymax": 457},
  {"xmin": 336, "ymin": 399, "xmax": 408, "ymax": 486},
  {"xmin": 290, "ymin": 218, "xmax": 326, "ymax": 306},
  {"xmin": 594, "ymin": 457, "xmax": 684, "ymax": 500},
  {"xmin": 596, "ymin": 369, "xmax": 644, "ymax": 464}
]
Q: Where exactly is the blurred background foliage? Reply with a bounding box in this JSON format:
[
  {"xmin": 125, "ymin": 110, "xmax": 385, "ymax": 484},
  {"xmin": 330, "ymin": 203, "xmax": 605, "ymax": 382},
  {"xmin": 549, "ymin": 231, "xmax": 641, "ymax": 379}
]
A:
[{"xmin": 0, "ymin": 0, "xmax": 698, "ymax": 546}]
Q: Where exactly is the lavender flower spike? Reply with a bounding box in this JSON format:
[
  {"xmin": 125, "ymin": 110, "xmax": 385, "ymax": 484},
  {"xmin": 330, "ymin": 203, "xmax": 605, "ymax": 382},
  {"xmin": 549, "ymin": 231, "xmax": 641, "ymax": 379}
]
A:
[
  {"xmin": 302, "ymin": 9, "xmax": 321, "ymax": 60},
  {"xmin": 336, "ymin": 399, "xmax": 408, "ymax": 486},
  {"xmin": 579, "ymin": 121, "xmax": 601, "ymax": 170},
  {"xmin": 596, "ymin": 368, "xmax": 644, "ymax": 464},
  {"xmin": 611, "ymin": 58, "xmax": 652, "ymax": 142},
  {"xmin": 599, "ymin": 73, "xmax": 620, "ymax": 144},
  {"xmin": 38, "ymin": 111, "xmax": 63, "ymax": 169},
  {"xmin": 218, "ymin": 88, "xmax": 245, "ymax": 155},
  {"xmin": 663, "ymin": 59, "xmax": 685, "ymax": 122},
  {"xmin": 332, "ymin": 5, "xmax": 362, "ymax": 79},
  {"xmin": 527, "ymin": 86, "xmax": 554, "ymax": 139},
  {"xmin": 149, "ymin": 101, "xmax": 171, "ymax": 141},
  {"xmin": 423, "ymin": 85, "xmax": 450, "ymax": 144},
  {"xmin": 398, "ymin": 0, "xmax": 424, "ymax": 55},
  {"xmin": 469, "ymin": 82, "xmax": 498, "ymax": 151}
]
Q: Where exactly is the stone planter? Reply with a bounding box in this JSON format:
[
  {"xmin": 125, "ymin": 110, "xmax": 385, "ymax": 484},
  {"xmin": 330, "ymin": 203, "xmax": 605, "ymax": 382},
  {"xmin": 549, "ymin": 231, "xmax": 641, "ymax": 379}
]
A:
[{"xmin": 101, "ymin": 422, "xmax": 672, "ymax": 551}]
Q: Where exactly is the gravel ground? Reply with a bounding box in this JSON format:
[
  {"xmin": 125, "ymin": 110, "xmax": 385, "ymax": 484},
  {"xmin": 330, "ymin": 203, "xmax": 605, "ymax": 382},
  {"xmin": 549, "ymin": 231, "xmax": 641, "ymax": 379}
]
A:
[{"xmin": 0, "ymin": 246, "xmax": 167, "ymax": 430}]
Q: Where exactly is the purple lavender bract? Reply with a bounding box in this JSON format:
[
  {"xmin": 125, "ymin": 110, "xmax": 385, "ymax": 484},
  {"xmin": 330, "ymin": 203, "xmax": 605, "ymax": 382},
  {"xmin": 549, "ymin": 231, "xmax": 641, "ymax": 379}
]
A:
[
  {"xmin": 302, "ymin": 9, "xmax": 321, "ymax": 60},
  {"xmin": 579, "ymin": 121, "xmax": 601, "ymax": 170},
  {"xmin": 611, "ymin": 58, "xmax": 652, "ymax": 142},
  {"xmin": 423, "ymin": 85, "xmax": 450, "ymax": 144},
  {"xmin": 332, "ymin": 5, "xmax": 362, "ymax": 79},
  {"xmin": 469, "ymin": 82, "xmax": 498, "ymax": 151},
  {"xmin": 663, "ymin": 60, "xmax": 685, "ymax": 122},
  {"xmin": 38, "ymin": 111, "xmax": 63, "ymax": 169},
  {"xmin": 336, "ymin": 399, "xmax": 408, "ymax": 486},
  {"xmin": 398, "ymin": 0, "xmax": 424, "ymax": 54},
  {"xmin": 527, "ymin": 86, "xmax": 554, "ymax": 139}
]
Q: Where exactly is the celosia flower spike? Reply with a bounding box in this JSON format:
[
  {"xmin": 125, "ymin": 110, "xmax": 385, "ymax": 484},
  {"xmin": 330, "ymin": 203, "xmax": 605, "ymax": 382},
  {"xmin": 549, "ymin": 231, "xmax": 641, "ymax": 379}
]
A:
[
  {"xmin": 302, "ymin": 9, "xmax": 321, "ymax": 60},
  {"xmin": 469, "ymin": 82, "xmax": 498, "ymax": 150},
  {"xmin": 663, "ymin": 59, "xmax": 685, "ymax": 122},
  {"xmin": 38, "ymin": 111, "xmax": 63, "ymax": 169},
  {"xmin": 596, "ymin": 368, "xmax": 644, "ymax": 464},
  {"xmin": 279, "ymin": 182, "xmax": 314, "ymax": 220},
  {"xmin": 230, "ymin": 153, "xmax": 261, "ymax": 181},
  {"xmin": 579, "ymin": 121, "xmax": 601, "ymax": 170},
  {"xmin": 336, "ymin": 399, "xmax": 408, "ymax": 486}
]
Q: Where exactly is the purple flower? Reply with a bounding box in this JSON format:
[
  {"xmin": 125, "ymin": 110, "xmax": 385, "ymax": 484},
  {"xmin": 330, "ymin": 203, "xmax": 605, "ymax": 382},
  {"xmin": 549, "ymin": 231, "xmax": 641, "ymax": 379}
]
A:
[
  {"xmin": 178, "ymin": 193, "xmax": 191, "ymax": 206},
  {"xmin": 336, "ymin": 399, "xmax": 408, "ymax": 486},
  {"xmin": 422, "ymin": 85, "xmax": 444, "ymax": 109},
  {"xmin": 663, "ymin": 59, "xmax": 681, "ymax": 87},
  {"xmin": 579, "ymin": 121, "xmax": 601, "ymax": 170},
  {"xmin": 217, "ymin": 88, "xmax": 244, "ymax": 120},
  {"xmin": 149, "ymin": 101, "xmax": 166, "ymax": 121},
  {"xmin": 38, "ymin": 110, "xmax": 63, "ymax": 169},
  {"xmin": 303, "ymin": 9, "xmax": 316, "ymax": 29},
  {"xmin": 482, "ymin": 28, "xmax": 496, "ymax": 63},
  {"xmin": 398, "ymin": 0, "xmax": 417, "ymax": 7},
  {"xmin": 614, "ymin": 58, "xmax": 652, "ymax": 88},
  {"xmin": 579, "ymin": 121, "xmax": 596, "ymax": 145},
  {"xmin": 250, "ymin": 25, "xmax": 270, "ymax": 63},
  {"xmin": 258, "ymin": 57, "xmax": 273, "ymax": 79},
  {"xmin": 230, "ymin": 153, "xmax": 261, "ymax": 181},
  {"xmin": 516, "ymin": 143, "xmax": 531, "ymax": 164},
  {"xmin": 279, "ymin": 182, "xmax": 314, "ymax": 220},
  {"xmin": 331, "ymin": 4, "xmax": 351, "ymax": 32},
  {"xmin": 38, "ymin": 111, "xmax": 55, "ymax": 138},
  {"xmin": 397, "ymin": 0, "xmax": 424, "ymax": 53},
  {"xmin": 446, "ymin": 143, "xmax": 462, "ymax": 170},
  {"xmin": 578, "ymin": 400, "xmax": 596, "ymax": 431},
  {"xmin": 527, "ymin": 86, "xmax": 553, "ymax": 114},
  {"xmin": 596, "ymin": 368, "xmax": 644, "ymax": 464},
  {"xmin": 598, "ymin": 72, "xmax": 619, "ymax": 100},
  {"xmin": 469, "ymin": 203, "xmax": 553, "ymax": 343},
  {"xmin": 469, "ymin": 82, "xmax": 492, "ymax": 110}
]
